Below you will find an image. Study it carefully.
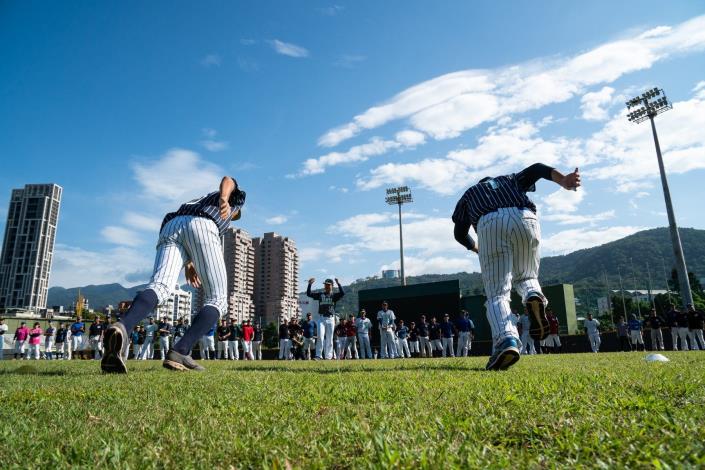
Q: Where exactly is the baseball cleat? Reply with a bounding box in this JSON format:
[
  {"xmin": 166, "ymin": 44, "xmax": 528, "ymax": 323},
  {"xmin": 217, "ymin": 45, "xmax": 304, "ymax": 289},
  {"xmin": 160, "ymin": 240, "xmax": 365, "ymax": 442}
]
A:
[
  {"xmin": 101, "ymin": 323, "xmax": 128, "ymax": 374},
  {"xmin": 163, "ymin": 349, "xmax": 205, "ymax": 372},
  {"xmin": 526, "ymin": 294, "xmax": 549, "ymax": 341},
  {"xmin": 486, "ymin": 337, "xmax": 521, "ymax": 371}
]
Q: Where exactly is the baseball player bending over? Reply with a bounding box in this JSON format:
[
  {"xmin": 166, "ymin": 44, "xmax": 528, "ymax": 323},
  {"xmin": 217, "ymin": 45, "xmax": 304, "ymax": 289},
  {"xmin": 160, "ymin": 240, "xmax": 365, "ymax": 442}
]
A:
[
  {"xmin": 453, "ymin": 163, "xmax": 580, "ymax": 370},
  {"xmin": 101, "ymin": 176, "xmax": 246, "ymax": 373}
]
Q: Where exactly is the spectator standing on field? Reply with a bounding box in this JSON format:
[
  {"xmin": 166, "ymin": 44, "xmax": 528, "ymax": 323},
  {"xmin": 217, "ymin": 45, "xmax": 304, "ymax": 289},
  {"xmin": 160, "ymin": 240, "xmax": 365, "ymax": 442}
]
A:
[
  {"xmin": 217, "ymin": 319, "xmax": 231, "ymax": 360},
  {"xmin": 584, "ymin": 313, "xmax": 601, "ymax": 353},
  {"xmin": 688, "ymin": 304, "xmax": 705, "ymax": 350},
  {"xmin": 130, "ymin": 327, "xmax": 141, "ymax": 359},
  {"xmin": 252, "ymin": 324, "xmax": 263, "ymax": 360},
  {"xmin": 377, "ymin": 301, "xmax": 397, "ymax": 359},
  {"xmin": 666, "ymin": 304, "xmax": 680, "ymax": 350},
  {"xmin": 519, "ymin": 313, "xmax": 536, "ymax": 355},
  {"xmin": 646, "ymin": 309, "xmax": 664, "ymax": 351},
  {"xmin": 408, "ymin": 321, "xmax": 420, "ymax": 358},
  {"xmin": 0, "ymin": 318, "xmax": 7, "ymax": 360},
  {"xmin": 616, "ymin": 317, "xmax": 631, "ymax": 352},
  {"xmin": 28, "ymin": 322, "xmax": 43, "ymax": 360},
  {"xmin": 88, "ymin": 317, "xmax": 105, "ymax": 360},
  {"xmin": 44, "ymin": 322, "xmax": 56, "ymax": 360},
  {"xmin": 228, "ymin": 320, "xmax": 241, "ymax": 360},
  {"xmin": 543, "ymin": 307, "xmax": 561, "ymax": 353},
  {"xmin": 334, "ymin": 321, "xmax": 346, "ymax": 359},
  {"xmin": 455, "ymin": 311, "xmax": 474, "ymax": 357},
  {"xmin": 429, "ymin": 317, "xmax": 443, "ymax": 357},
  {"xmin": 343, "ymin": 317, "xmax": 358, "ymax": 359},
  {"xmin": 301, "ymin": 313, "xmax": 317, "ymax": 360},
  {"xmin": 307, "ymin": 277, "xmax": 345, "ymax": 361},
  {"xmin": 173, "ymin": 318, "xmax": 187, "ymax": 345},
  {"xmin": 69, "ymin": 317, "xmax": 85, "ymax": 360},
  {"xmin": 242, "ymin": 320, "xmax": 255, "ymax": 360},
  {"xmin": 439, "ymin": 314, "xmax": 455, "ymax": 358},
  {"xmin": 157, "ymin": 317, "xmax": 172, "ymax": 360},
  {"xmin": 278, "ymin": 318, "xmax": 291, "ymax": 360},
  {"xmin": 140, "ymin": 317, "xmax": 157, "ymax": 360},
  {"xmin": 676, "ymin": 308, "xmax": 691, "ymax": 351},
  {"xmin": 396, "ymin": 320, "xmax": 411, "ymax": 358},
  {"xmin": 628, "ymin": 315, "xmax": 645, "ymax": 352},
  {"xmin": 201, "ymin": 325, "xmax": 216, "ymax": 360},
  {"xmin": 417, "ymin": 315, "xmax": 432, "ymax": 358},
  {"xmin": 55, "ymin": 323, "xmax": 69, "ymax": 359},
  {"xmin": 356, "ymin": 310, "xmax": 373, "ymax": 359},
  {"xmin": 14, "ymin": 322, "xmax": 30, "ymax": 359}
]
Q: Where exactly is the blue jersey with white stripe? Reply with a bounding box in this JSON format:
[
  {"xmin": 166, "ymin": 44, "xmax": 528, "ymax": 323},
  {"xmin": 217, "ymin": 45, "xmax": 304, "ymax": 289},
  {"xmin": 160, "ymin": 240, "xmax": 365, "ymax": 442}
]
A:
[
  {"xmin": 452, "ymin": 174, "xmax": 536, "ymax": 228},
  {"xmin": 160, "ymin": 180, "xmax": 246, "ymax": 237}
]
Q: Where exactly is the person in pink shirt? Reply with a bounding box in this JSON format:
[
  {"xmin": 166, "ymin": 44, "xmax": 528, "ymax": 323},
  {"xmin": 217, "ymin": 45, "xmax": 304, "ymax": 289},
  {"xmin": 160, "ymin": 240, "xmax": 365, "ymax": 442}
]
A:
[
  {"xmin": 13, "ymin": 322, "xmax": 29, "ymax": 359},
  {"xmin": 28, "ymin": 322, "xmax": 43, "ymax": 360},
  {"xmin": 241, "ymin": 320, "xmax": 255, "ymax": 360}
]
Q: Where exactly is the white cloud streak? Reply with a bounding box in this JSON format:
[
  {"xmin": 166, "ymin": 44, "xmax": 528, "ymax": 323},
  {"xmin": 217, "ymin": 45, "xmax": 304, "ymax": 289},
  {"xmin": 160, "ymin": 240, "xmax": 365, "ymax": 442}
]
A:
[{"xmin": 269, "ymin": 39, "xmax": 309, "ymax": 58}]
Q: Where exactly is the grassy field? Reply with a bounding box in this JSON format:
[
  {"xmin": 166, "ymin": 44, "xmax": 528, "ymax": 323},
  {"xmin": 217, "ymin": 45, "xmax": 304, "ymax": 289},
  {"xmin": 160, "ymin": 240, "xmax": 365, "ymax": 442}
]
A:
[{"xmin": 2, "ymin": 353, "xmax": 705, "ymax": 469}]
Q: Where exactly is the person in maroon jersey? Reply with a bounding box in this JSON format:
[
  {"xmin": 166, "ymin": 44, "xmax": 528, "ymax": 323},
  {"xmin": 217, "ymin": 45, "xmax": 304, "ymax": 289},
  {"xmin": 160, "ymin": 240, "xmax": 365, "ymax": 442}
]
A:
[
  {"xmin": 344, "ymin": 317, "xmax": 358, "ymax": 359},
  {"xmin": 544, "ymin": 307, "xmax": 561, "ymax": 353}
]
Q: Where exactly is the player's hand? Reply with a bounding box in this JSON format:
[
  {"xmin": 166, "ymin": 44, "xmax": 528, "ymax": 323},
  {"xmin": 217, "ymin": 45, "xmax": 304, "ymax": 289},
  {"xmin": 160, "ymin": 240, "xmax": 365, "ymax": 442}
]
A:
[
  {"xmin": 561, "ymin": 167, "xmax": 581, "ymax": 191},
  {"xmin": 334, "ymin": 278, "xmax": 340, "ymax": 284},
  {"xmin": 185, "ymin": 263, "xmax": 202, "ymax": 288},
  {"xmin": 308, "ymin": 277, "xmax": 315, "ymax": 284},
  {"xmin": 219, "ymin": 197, "xmax": 230, "ymax": 220},
  {"xmin": 470, "ymin": 245, "xmax": 479, "ymax": 254}
]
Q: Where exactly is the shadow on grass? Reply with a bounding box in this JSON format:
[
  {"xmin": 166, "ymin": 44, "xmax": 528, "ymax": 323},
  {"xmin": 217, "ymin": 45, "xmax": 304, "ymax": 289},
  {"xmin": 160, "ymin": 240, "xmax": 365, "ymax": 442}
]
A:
[
  {"xmin": 0, "ymin": 368, "xmax": 68, "ymax": 376},
  {"xmin": 229, "ymin": 364, "xmax": 487, "ymax": 374}
]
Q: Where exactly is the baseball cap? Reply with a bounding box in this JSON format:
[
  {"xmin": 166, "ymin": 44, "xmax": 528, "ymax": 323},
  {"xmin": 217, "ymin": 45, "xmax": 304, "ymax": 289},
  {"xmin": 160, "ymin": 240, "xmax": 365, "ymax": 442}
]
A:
[{"xmin": 324, "ymin": 278, "xmax": 334, "ymax": 285}]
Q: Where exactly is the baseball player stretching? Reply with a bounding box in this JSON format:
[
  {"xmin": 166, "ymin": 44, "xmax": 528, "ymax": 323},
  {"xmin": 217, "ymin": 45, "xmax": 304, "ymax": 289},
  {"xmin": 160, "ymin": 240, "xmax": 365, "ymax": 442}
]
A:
[
  {"xmin": 453, "ymin": 163, "xmax": 580, "ymax": 370},
  {"xmin": 101, "ymin": 176, "xmax": 246, "ymax": 373},
  {"xmin": 307, "ymin": 278, "xmax": 345, "ymax": 360}
]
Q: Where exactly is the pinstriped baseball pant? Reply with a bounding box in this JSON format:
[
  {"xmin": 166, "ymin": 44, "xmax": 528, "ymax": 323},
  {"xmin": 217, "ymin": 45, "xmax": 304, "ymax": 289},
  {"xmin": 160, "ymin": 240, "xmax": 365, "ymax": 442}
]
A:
[
  {"xmin": 146, "ymin": 216, "xmax": 228, "ymax": 316},
  {"xmin": 478, "ymin": 207, "xmax": 543, "ymax": 346}
]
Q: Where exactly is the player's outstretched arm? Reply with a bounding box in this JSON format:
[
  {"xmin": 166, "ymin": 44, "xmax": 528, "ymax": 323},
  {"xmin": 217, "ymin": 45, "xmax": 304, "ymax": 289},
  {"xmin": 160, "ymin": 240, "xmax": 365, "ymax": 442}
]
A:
[
  {"xmin": 550, "ymin": 167, "xmax": 581, "ymax": 191},
  {"xmin": 218, "ymin": 176, "xmax": 236, "ymax": 220},
  {"xmin": 453, "ymin": 221, "xmax": 479, "ymax": 253}
]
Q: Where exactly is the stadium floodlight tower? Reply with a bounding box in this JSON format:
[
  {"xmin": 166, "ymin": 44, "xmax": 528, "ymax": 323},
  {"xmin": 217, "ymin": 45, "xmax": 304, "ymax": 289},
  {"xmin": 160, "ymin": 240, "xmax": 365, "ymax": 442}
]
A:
[
  {"xmin": 626, "ymin": 87, "xmax": 693, "ymax": 308},
  {"xmin": 385, "ymin": 186, "xmax": 413, "ymax": 286}
]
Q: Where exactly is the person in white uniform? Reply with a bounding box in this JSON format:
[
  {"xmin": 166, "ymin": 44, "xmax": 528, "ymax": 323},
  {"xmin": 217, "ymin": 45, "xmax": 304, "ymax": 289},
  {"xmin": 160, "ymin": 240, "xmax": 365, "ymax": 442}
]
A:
[
  {"xmin": 377, "ymin": 301, "xmax": 397, "ymax": 359},
  {"xmin": 356, "ymin": 310, "xmax": 373, "ymax": 359},
  {"xmin": 584, "ymin": 313, "xmax": 601, "ymax": 353}
]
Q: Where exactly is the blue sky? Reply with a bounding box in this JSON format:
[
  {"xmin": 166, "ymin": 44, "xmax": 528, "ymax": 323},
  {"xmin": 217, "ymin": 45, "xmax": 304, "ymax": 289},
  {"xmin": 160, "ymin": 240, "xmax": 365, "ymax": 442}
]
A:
[{"xmin": 1, "ymin": 1, "xmax": 704, "ymax": 289}]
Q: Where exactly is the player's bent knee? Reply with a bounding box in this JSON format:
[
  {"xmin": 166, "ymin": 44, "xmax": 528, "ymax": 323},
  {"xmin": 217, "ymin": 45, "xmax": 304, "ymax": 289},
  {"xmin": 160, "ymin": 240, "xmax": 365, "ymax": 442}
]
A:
[{"xmin": 144, "ymin": 283, "xmax": 172, "ymax": 304}]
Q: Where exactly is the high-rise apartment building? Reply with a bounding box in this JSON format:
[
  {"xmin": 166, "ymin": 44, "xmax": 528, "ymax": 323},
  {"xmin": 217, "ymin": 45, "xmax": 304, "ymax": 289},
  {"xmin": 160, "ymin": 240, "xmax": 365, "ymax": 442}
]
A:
[
  {"xmin": 154, "ymin": 284, "xmax": 192, "ymax": 322},
  {"xmin": 252, "ymin": 232, "xmax": 299, "ymax": 325},
  {"xmin": 0, "ymin": 184, "xmax": 62, "ymax": 312},
  {"xmin": 223, "ymin": 227, "xmax": 255, "ymax": 323}
]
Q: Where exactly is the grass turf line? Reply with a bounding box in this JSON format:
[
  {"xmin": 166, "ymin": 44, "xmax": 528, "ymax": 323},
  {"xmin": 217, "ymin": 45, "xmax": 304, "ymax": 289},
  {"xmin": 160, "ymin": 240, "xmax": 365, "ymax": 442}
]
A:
[{"xmin": 1, "ymin": 353, "xmax": 705, "ymax": 469}]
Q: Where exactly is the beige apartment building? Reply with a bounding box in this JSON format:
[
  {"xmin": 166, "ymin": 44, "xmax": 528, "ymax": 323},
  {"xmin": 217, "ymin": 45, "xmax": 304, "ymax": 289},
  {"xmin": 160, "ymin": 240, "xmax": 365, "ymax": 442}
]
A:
[
  {"xmin": 223, "ymin": 227, "xmax": 255, "ymax": 323},
  {"xmin": 252, "ymin": 232, "xmax": 299, "ymax": 325}
]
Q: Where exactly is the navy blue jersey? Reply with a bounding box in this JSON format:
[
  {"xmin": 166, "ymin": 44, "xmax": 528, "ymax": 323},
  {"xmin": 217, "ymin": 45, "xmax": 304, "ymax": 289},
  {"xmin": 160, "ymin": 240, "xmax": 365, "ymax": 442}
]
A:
[
  {"xmin": 161, "ymin": 179, "xmax": 246, "ymax": 237},
  {"xmin": 452, "ymin": 164, "xmax": 554, "ymax": 229},
  {"xmin": 302, "ymin": 320, "xmax": 317, "ymax": 338}
]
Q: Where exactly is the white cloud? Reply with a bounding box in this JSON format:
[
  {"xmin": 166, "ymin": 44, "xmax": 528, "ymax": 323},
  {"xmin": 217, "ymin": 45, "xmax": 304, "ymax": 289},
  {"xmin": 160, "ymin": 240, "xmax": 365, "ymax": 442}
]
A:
[
  {"xmin": 122, "ymin": 212, "xmax": 161, "ymax": 232},
  {"xmin": 266, "ymin": 215, "xmax": 288, "ymax": 225},
  {"xmin": 318, "ymin": 5, "xmax": 344, "ymax": 16},
  {"xmin": 543, "ymin": 210, "xmax": 616, "ymax": 226},
  {"xmin": 200, "ymin": 53, "xmax": 222, "ymax": 67},
  {"xmin": 269, "ymin": 39, "xmax": 309, "ymax": 58},
  {"xmin": 541, "ymin": 226, "xmax": 645, "ymax": 255},
  {"xmin": 101, "ymin": 226, "xmax": 143, "ymax": 247},
  {"xmin": 131, "ymin": 148, "xmax": 223, "ymax": 204},
  {"xmin": 297, "ymin": 137, "xmax": 401, "ymax": 176},
  {"xmin": 380, "ymin": 255, "xmax": 479, "ymax": 277},
  {"xmin": 394, "ymin": 130, "xmax": 426, "ymax": 147},
  {"xmin": 317, "ymin": 15, "xmax": 705, "ymax": 148},
  {"xmin": 580, "ymin": 86, "xmax": 615, "ymax": 121},
  {"xmin": 694, "ymin": 81, "xmax": 705, "ymax": 99},
  {"xmin": 543, "ymin": 188, "xmax": 586, "ymax": 213},
  {"xmin": 50, "ymin": 244, "xmax": 152, "ymax": 288}
]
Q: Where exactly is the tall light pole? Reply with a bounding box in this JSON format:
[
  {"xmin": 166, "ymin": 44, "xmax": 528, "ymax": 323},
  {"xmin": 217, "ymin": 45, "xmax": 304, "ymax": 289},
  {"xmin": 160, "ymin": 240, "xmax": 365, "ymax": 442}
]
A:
[
  {"xmin": 386, "ymin": 186, "xmax": 413, "ymax": 286},
  {"xmin": 626, "ymin": 88, "xmax": 693, "ymax": 308}
]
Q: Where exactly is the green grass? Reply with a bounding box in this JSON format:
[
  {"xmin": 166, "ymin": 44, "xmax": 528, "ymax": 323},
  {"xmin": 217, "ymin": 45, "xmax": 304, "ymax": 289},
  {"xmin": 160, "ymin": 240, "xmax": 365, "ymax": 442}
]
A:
[{"xmin": 2, "ymin": 353, "xmax": 705, "ymax": 469}]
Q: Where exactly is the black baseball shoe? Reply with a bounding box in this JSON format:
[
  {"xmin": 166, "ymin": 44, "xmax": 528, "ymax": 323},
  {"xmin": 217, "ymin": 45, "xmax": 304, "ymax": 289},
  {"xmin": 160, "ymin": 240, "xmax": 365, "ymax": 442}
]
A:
[
  {"xmin": 163, "ymin": 349, "xmax": 205, "ymax": 372},
  {"xmin": 101, "ymin": 323, "xmax": 128, "ymax": 374},
  {"xmin": 526, "ymin": 293, "xmax": 549, "ymax": 341}
]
